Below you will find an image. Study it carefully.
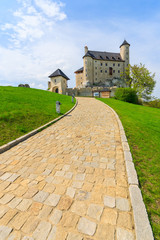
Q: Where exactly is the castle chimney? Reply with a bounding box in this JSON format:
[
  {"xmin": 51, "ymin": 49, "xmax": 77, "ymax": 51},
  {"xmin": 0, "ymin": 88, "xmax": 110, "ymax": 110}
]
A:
[{"xmin": 85, "ymin": 46, "xmax": 88, "ymax": 54}]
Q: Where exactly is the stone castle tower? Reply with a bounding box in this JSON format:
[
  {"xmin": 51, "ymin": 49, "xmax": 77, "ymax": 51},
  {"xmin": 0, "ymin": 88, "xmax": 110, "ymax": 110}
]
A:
[
  {"xmin": 48, "ymin": 69, "xmax": 70, "ymax": 94},
  {"xmin": 120, "ymin": 40, "xmax": 130, "ymax": 72}
]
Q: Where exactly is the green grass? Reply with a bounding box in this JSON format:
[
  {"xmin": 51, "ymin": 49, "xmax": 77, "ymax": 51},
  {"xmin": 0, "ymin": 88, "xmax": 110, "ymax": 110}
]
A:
[
  {"xmin": 0, "ymin": 86, "xmax": 75, "ymax": 146},
  {"xmin": 98, "ymin": 98, "xmax": 160, "ymax": 240}
]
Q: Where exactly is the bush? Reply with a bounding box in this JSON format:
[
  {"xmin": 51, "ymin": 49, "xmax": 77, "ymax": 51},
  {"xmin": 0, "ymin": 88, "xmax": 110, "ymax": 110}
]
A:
[
  {"xmin": 18, "ymin": 84, "xmax": 30, "ymax": 88},
  {"xmin": 146, "ymin": 99, "xmax": 160, "ymax": 109},
  {"xmin": 115, "ymin": 88, "xmax": 138, "ymax": 104}
]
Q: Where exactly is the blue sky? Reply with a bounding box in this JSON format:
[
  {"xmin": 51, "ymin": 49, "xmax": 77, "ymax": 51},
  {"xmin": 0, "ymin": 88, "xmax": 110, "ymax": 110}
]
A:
[{"xmin": 0, "ymin": 0, "xmax": 160, "ymax": 97}]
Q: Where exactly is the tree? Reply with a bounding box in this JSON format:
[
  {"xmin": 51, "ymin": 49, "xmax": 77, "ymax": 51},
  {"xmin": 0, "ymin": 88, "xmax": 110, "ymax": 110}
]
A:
[{"xmin": 123, "ymin": 63, "xmax": 156, "ymax": 101}]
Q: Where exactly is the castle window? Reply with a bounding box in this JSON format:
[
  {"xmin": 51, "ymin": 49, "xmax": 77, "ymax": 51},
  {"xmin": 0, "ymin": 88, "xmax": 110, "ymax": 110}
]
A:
[
  {"xmin": 105, "ymin": 70, "xmax": 107, "ymax": 73},
  {"xmin": 54, "ymin": 79, "xmax": 56, "ymax": 83},
  {"xmin": 105, "ymin": 63, "xmax": 107, "ymax": 66},
  {"xmin": 113, "ymin": 70, "xmax": 115, "ymax": 73},
  {"xmin": 109, "ymin": 67, "xmax": 113, "ymax": 75},
  {"xmin": 86, "ymin": 74, "xmax": 87, "ymax": 77},
  {"xmin": 95, "ymin": 67, "xmax": 97, "ymax": 69},
  {"xmin": 118, "ymin": 70, "xmax": 120, "ymax": 73},
  {"xmin": 118, "ymin": 64, "xmax": 120, "ymax": 67},
  {"xmin": 95, "ymin": 72, "xmax": 97, "ymax": 75},
  {"xmin": 100, "ymin": 70, "xmax": 102, "ymax": 73},
  {"xmin": 113, "ymin": 63, "xmax": 115, "ymax": 66},
  {"xmin": 101, "ymin": 63, "xmax": 103, "ymax": 66}
]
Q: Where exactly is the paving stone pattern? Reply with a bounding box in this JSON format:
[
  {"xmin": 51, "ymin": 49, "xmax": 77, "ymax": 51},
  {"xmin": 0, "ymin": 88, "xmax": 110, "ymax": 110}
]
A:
[{"xmin": 0, "ymin": 98, "xmax": 135, "ymax": 239}]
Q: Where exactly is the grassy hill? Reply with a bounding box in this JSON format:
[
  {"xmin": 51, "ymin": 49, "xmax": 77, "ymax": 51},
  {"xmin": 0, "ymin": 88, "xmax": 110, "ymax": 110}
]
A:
[
  {"xmin": 99, "ymin": 98, "xmax": 160, "ymax": 240},
  {"xmin": 0, "ymin": 86, "xmax": 75, "ymax": 146}
]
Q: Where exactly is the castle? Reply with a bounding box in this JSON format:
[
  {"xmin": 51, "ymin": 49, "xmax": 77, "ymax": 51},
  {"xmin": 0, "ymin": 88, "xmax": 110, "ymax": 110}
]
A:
[{"xmin": 48, "ymin": 40, "xmax": 130, "ymax": 97}]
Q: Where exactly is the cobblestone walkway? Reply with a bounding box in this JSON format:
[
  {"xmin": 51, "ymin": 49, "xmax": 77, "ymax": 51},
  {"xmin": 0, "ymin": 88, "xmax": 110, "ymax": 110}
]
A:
[{"xmin": 0, "ymin": 97, "xmax": 135, "ymax": 240}]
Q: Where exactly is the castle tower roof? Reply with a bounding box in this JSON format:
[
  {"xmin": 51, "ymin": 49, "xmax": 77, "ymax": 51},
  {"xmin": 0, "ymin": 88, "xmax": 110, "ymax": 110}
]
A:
[
  {"xmin": 120, "ymin": 40, "xmax": 130, "ymax": 48},
  {"xmin": 48, "ymin": 69, "xmax": 70, "ymax": 80},
  {"xmin": 74, "ymin": 67, "xmax": 84, "ymax": 73}
]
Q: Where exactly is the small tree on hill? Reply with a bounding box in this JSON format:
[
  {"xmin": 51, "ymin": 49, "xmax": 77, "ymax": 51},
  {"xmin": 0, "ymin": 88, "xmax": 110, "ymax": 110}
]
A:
[{"xmin": 123, "ymin": 63, "xmax": 156, "ymax": 101}]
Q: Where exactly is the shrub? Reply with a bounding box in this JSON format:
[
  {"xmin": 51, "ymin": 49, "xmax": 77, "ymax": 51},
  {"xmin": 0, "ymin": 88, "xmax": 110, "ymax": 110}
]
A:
[
  {"xmin": 146, "ymin": 99, "xmax": 160, "ymax": 109},
  {"xmin": 115, "ymin": 88, "xmax": 138, "ymax": 104},
  {"xmin": 18, "ymin": 84, "xmax": 30, "ymax": 88}
]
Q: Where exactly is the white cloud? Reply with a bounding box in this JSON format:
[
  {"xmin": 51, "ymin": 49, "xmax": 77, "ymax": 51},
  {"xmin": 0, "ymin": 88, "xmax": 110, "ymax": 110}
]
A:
[
  {"xmin": 34, "ymin": 0, "xmax": 66, "ymax": 20},
  {"xmin": 1, "ymin": 0, "xmax": 66, "ymax": 46}
]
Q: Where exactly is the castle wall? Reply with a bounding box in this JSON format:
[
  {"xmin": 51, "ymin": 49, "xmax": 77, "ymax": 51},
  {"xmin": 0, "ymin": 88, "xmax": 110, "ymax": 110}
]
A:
[
  {"xmin": 82, "ymin": 57, "xmax": 125, "ymax": 87},
  {"xmin": 78, "ymin": 88, "xmax": 93, "ymax": 97},
  {"xmin": 76, "ymin": 72, "xmax": 84, "ymax": 88},
  {"xmin": 92, "ymin": 59, "xmax": 124, "ymax": 85},
  {"xmin": 66, "ymin": 88, "xmax": 92, "ymax": 97},
  {"xmin": 66, "ymin": 87, "xmax": 116, "ymax": 98},
  {"xmin": 66, "ymin": 88, "xmax": 78, "ymax": 96},
  {"xmin": 110, "ymin": 87, "xmax": 117, "ymax": 97}
]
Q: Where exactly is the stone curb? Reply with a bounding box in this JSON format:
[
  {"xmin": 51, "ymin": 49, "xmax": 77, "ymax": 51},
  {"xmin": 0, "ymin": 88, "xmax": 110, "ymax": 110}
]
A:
[
  {"xmin": 129, "ymin": 185, "xmax": 154, "ymax": 240},
  {"xmin": 98, "ymin": 100, "xmax": 154, "ymax": 240},
  {"xmin": 0, "ymin": 99, "xmax": 78, "ymax": 154}
]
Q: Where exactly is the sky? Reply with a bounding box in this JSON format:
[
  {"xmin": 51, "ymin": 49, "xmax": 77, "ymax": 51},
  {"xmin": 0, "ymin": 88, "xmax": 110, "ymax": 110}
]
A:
[{"xmin": 0, "ymin": 0, "xmax": 160, "ymax": 97}]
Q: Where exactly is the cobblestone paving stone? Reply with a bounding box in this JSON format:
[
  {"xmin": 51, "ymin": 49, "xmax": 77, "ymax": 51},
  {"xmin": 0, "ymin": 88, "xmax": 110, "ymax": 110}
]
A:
[{"xmin": 0, "ymin": 97, "xmax": 135, "ymax": 239}]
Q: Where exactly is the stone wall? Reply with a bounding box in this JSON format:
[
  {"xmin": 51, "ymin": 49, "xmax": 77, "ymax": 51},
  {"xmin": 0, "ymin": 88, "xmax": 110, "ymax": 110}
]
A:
[
  {"xmin": 66, "ymin": 88, "xmax": 92, "ymax": 97},
  {"xmin": 78, "ymin": 88, "xmax": 92, "ymax": 97},
  {"xmin": 83, "ymin": 57, "xmax": 125, "ymax": 87},
  {"xmin": 76, "ymin": 72, "xmax": 83, "ymax": 88},
  {"xmin": 66, "ymin": 88, "xmax": 78, "ymax": 96},
  {"xmin": 66, "ymin": 87, "xmax": 117, "ymax": 98}
]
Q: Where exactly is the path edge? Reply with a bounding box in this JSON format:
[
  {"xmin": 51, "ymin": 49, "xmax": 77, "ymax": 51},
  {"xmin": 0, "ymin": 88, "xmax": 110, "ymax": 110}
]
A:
[
  {"xmin": 98, "ymin": 100, "xmax": 154, "ymax": 240},
  {"xmin": 0, "ymin": 99, "xmax": 78, "ymax": 154}
]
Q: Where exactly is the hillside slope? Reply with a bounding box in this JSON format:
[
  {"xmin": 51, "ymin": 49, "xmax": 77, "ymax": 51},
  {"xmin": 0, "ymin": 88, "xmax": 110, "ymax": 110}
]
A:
[
  {"xmin": 99, "ymin": 98, "xmax": 160, "ymax": 240},
  {"xmin": 0, "ymin": 86, "xmax": 75, "ymax": 146}
]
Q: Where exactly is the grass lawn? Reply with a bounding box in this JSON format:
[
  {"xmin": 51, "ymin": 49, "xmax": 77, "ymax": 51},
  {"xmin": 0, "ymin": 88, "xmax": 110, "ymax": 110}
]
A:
[
  {"xmin": 98, "ymin": 98, "xmax": 160, "ymax": 240},
  {"xmin": 0, "ymin": 86, "xmax": 75, "ymax": 146}
]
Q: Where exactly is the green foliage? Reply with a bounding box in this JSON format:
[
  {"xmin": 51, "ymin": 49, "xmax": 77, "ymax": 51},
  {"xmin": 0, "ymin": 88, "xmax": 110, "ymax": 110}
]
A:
[
  {"xmin": 114, "ymin": 87, "xmax": 138, "ymax": 104},
  {"xmin": 145, "ymin": 98, "xmax": 160, "ymax": 109},
  {"xmin": 123, "ymin": 63, "xmax": 156, "ymax": 101},
  {"xmin": 99, "ymin": 98, "xmax": 160, "ymax": 240},
  {"xmin": 0, "ymin": 86, "xmax": 75, "ymax": 146}
]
